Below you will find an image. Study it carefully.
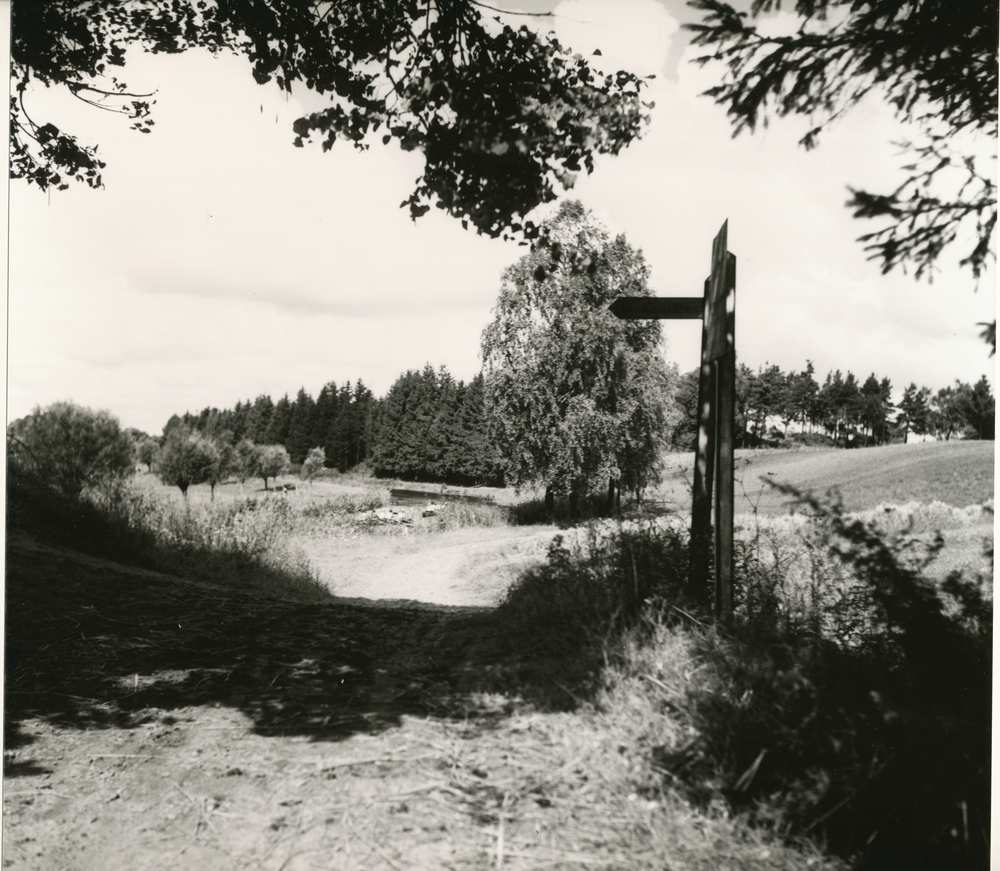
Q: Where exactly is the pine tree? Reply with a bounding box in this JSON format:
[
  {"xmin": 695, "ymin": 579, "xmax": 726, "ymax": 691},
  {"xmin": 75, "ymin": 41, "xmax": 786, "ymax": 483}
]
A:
[
  {"xmin": 264, "ymin": 394, "xmax": 292, "ymax": 447},
  {"xmin": 286, "ymin": 387, "xmax": 316, "ymax": 464}
]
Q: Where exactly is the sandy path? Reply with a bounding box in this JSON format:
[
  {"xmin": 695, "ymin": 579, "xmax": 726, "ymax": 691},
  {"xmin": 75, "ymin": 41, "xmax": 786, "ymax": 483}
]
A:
[{"xmin": 299, "ymin": 526, "xmax": 559, "ymax": 608}]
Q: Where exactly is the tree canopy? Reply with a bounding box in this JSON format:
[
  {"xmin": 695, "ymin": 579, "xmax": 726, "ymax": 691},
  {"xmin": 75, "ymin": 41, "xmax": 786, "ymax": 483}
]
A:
[
  {"xmin": 481, "ymin": 201, "xmax": 674, "ymax": 515},
  {"xmin": 11, "ymin": 0, "xmax": 651, "ymax": 239},
  {"xmin": 687, "ymin": 0, "xmax": 997, "ymax": 289}
]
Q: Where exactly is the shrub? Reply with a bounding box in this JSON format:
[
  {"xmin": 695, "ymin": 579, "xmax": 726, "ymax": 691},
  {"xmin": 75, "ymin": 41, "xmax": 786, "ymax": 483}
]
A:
[
  {"xmin": 301, "ymin": 447, "xmax": 326, "ymax": 483},
  {"xmin": 499, "ymin": 494, "xmax": 991, "ymax": 868},
  {"xmin": 498, "ymin": 518, "xmax": 694, "ymax": 655},
  {"xmin": 8, "ymin": 401, "xmax": 135, "ymax": 497}
]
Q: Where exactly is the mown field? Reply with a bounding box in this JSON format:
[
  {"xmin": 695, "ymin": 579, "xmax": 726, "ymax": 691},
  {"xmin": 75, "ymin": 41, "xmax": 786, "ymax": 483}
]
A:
[{"xmin": 652, "ymin": 440, "xmax": 994, "ymax": 516}]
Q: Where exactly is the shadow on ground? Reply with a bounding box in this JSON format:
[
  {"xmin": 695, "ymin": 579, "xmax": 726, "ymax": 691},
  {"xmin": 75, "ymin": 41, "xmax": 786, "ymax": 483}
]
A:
[{"xmin": 5, "ymin": 528, "xmax": 599, "ymax": 772}]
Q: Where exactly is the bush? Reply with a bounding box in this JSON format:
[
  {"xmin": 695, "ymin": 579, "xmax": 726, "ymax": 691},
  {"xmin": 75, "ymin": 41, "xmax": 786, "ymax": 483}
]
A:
[
  {"xmin": 7, "ymin": 448, "xmax": 327, "ymax": 602},
  {"xmin": 498, "ymin": 518, "xmax": 694, "ymax": 654},
  {"xmin": 8, "ymin": 401, "xmax": 135, "ymax": 497}
]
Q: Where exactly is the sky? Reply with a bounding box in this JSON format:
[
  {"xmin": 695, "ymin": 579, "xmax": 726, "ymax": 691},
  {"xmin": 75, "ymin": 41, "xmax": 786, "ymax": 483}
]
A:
[{"xmin": 5, "ymin": 0, "xmax": 997, "ymax": 435}]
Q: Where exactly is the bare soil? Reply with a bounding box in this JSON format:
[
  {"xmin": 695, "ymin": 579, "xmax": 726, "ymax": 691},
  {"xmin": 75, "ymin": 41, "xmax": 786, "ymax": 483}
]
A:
[
  {"xmin": 13, "ymin": 527, "xmax": 800, "ymax": 871},
  {"xmin": 4, "ymin": 529, "xmax": 514, "ymax": 871}
]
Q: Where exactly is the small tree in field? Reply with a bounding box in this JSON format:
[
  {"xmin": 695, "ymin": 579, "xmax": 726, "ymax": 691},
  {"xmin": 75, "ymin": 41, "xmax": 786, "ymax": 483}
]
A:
[
  {"xmin": 9, "ymin": 401, "xmax": 135, "ymax": 497},
  {"xmin": 255, "ymin": 445, "xmax": 290, "ymax": 491},
  {"xmin": 136, "ymin": 436, "xmax": 159, "ymax": 473},
  {"xmin": 157, "ymin": 427, "xmax": 219, "ymax": 498},
  {"xmin": 232, "ymin": 438, "xmax": 259, "ymax": 495},
  {"xmin": 301, "ymin": 447, "xmax": 326, "ymax": 485},
  {"xmin": 206, "ymin": 439, "xmax": 235, "ymax": 501}
]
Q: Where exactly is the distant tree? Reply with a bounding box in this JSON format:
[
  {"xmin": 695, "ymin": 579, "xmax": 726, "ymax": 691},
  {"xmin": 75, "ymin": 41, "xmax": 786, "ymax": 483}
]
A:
[
  {"xmin": 301, "ymin": 447, "xmax": 326, "ymax": 484},
  {"xmin": 246, "ymin": 394, "xmax": 275, "ymax": 444},
  {"xmin": 930, "ymin": 385, "xmax": 965, "ymax": 441},
  {"xmin": 232, "ymin": 438, "xmax": 259, "ymax": 495},
  {"xmin": 206, "ymin": 439, "xmax": 234, "ymax": 500},
  {"xmin": 264, "ymin": 394, "xmax": 293, "ymax": 448},
  {"xmin": 962, "ymin": 376, "xmax": 996, "ymax": 440},
  {"xmin": 310, "ymin": 383, "xmax": 339, "ymax": 461},
  {"xmin": 9, "ymin": 401, "xmax": 135, "ymax": 497},
  {"xmin": 286, "ymin": 387, "xmax": 316, "ymax": 464},
  {"xmin": 897, "ymin": 383, "xmax": 932, "ymax": 442},
  {"xmin": 12, "ymin": 1, "xmax": 650, "ymax": 240},
  {"xmin": 444, "ymin": 374, "xmax": 504, "ymax": 485},
  {"xmin": 481, "ymin": 201, "xmax": 671, "ymax": 516},
  {"xmin": 255, "ymin": 444, "xmax": 290, "ymax": 491},
  {"xmin": 136, "ymin": 436, "xmax": 160, "ymax": 473},
  {"xmin": 784, "ymin": 362, "xmax": 819, "ymax": 434},
  {"xmin": 857, "ymin": 373, "xmax": 893, "ymax": 445},
  {"xmin": 156, "ymin": 426, "xmax": 219, "ymax": 498},
  {"xmin": 370, "ymin": 369, "xmax": 436, "ymax": 480},
  {"xmin": 688, "ymin": 0, "xmax": 997, "ymax": 300}
]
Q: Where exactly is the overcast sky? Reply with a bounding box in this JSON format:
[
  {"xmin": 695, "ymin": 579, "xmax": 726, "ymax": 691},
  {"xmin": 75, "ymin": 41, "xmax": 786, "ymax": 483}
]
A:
[{"xmin": 6, "ymin": 0, "xmax": 996, "ymax": 435}]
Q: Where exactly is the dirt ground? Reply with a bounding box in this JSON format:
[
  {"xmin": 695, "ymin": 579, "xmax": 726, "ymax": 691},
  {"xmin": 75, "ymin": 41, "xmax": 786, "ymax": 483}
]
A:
[
  {"xmin": 3, "ymin": 528, "xmax": 520, "ymax": 871},
  {"xmin": 13, "ymin": 528, "xmax": 795, "ymax": 871}
]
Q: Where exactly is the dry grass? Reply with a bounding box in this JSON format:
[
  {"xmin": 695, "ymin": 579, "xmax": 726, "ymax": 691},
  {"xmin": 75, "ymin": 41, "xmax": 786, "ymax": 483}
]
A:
[{"xmin": 388, "ymin": 702, "xmax": 846, "ymax": 871}]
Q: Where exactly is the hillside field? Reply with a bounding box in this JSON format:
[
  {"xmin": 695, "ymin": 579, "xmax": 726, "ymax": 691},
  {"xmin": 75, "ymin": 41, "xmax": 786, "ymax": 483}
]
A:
[{"xmin": 651, "ymin": 440, "xmax": 994, "ymax": 516}]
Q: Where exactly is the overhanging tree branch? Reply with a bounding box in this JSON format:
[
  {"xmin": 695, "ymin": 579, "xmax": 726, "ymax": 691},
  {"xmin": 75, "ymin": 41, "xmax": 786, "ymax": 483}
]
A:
[
  {"xmin": 11, "ymin": 0, "xmax": 651, "ymax": 240},
  {"xmin": 687, "ymin": 0, "xmax": 998, "ymax": 289}
]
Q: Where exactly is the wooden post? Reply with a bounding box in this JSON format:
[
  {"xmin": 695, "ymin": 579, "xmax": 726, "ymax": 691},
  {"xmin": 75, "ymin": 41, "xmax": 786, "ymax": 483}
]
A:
[
  {"xmin": 714, "ymin": 252, "xmax": 736, "ymax": 625},
  {"xmin": 689, "ymin": 278, "xmax": 714, "ymax": 600}
]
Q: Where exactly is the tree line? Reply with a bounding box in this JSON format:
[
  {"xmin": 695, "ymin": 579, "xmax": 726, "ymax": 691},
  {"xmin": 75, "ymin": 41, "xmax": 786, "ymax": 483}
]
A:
[
  {"xmin": 156, "ymin": 369, "xmax": 503, "ymax": 488},
  {"xmin": 671, "ymin": 362, "xmax": 995, "ymax": 449}
]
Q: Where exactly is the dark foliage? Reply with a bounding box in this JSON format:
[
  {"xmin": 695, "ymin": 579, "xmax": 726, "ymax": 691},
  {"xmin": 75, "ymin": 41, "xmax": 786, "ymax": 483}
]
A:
[
  {"xmin": 669, "ymin": 360, "xmax": 994, "ymax": 448},
  {"xmin": 681, "ymin": 487, "xmax": 992, "ymax": 869},
  {"xmin": 687, "ymin": 0, "xmax": 997, "ymax": 286},
  {"xmin": 164, "ymin": 379, "xmax": 374, "ymax": 473},
  {"xmin": 11, "ymin": 0, "xmax": 651, "ymax": 239},
  {"xmin": 369, "ymin": 366, "xmax": 504, "ymax": 485}
]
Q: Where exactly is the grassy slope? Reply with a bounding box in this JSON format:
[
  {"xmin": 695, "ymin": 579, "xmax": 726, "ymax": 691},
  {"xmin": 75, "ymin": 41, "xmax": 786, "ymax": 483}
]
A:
[{"xmin": 654, "ymin": 440, "xmax": 994, "ymax": 516}]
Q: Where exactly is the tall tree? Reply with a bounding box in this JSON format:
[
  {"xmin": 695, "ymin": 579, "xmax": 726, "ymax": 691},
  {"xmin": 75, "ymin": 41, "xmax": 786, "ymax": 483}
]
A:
[
  {"xmin": 286, "ymin": 387, "xmax": 316, "ymax": 464},
  {"xmin": 898, "ymin": 383, "xmax": 932, "ymax": 443},
  {"xmin": 688, "ymin": 0, "xmax": 997, "ymax": 294},
  {"xmin": 481, "ymin": 201, "xmax": 671, "ymax": 516},
  {"xmin": 962, "ymin": 376, "xmax": 996, "ymax": 440},
  {"xmin": 264, "ymin": 393, "xmax": 293, "ymax": 447},
  {"xmin": 246, "ymin": 394, "xmax": 274, "ymax": 444},
  {"xmin": 12, "ymin": 1, "xmax": 650, "ymax": 240}
]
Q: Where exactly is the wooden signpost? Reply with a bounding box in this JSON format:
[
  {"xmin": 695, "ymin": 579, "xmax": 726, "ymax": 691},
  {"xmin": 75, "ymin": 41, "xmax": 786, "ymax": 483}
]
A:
[{"xmin": 610, "ymin": 221, "xmax": 736, "ymax": 625}]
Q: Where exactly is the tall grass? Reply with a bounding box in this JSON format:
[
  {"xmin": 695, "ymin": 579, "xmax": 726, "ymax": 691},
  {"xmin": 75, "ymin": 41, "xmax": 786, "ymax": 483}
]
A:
[
  {"xmin": 9, "ymin": 461, "xmax": 328, "ymax": 601},
  {"xmin": 497, "ymin": 491, "xmax": 993, "ymax": 869}
]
